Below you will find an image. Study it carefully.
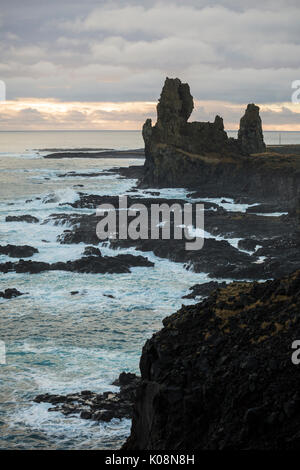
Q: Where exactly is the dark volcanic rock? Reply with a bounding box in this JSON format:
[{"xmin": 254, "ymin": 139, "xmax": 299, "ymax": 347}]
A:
[
  {"xmin": 83, "ymin": 246, "xmax": 102, "ymax": 257},
  {"xmin": 246, "ymin": 203, "xmax": 288, "ymax": 214},
  {"xmin": 0, "ymin": 254, "xmax": 154, "ymax": 275},
  {"xmin": 52, "ymin": 193, "xmax": 299, "ymax": 281},
  {"xmin": 183, "ymin": 281, "xmax": 227, "ymax": 299},
  {"xmin": 0, "ymin": 244, "xmax": 39, "ymax": 258},
  {"xmin": 44, "ymin": 149, "xmax": 144, "ymax": 159},
  {"xmin": 124, "ymin": 270, "xmax": 300, "ymax": 450},
  {"xmin": 34, "ymin": 372, "xmax": 140, "ymax": 423},
  {"xmin": 58, "ymin": 171, "xmax": 103, "ymax": 178},
  {"xmin": 57, "ymin": 165, "xmax": 144, "ymax": 181},
  {"xmin": 237, "ymin": 239, "xmax": 259, "ymax": 252},
  {"xmin": 104, "ymin": 165, "xmax": 144, "ymax": 180},
  {"xmin": 0, "ymin": 288, "xmax": 24, "ymax": 299},
  {"xmin": 6, "ymin": 214, "xmax": 39, "ymax": 224},
  {"xmin": 238, "ymin": 104, "xmax": 266, "ymax": 154},
  {"xmin": 112, "ymin": 372, "xmax": 138, "ymax": 387},
  {"xmin": 141, "ymin": 77, "xmax": 236, "ymax": 185},
  {"xmin": 138, "ymin": 78, "xmax": 300, "ymax": 208}
]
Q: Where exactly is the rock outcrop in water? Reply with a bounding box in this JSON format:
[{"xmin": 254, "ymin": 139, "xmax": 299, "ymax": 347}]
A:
[
  {"xmin": 5, "ymin": 214, "xmax": 39, "ymax": 224},
  {"xmin": 35, "ymin": 372, "xmax": 140, "ymax": 423},
  {"xmin": 49, "ymin": 193, "xmax": 300, "ymax": 281},
  {"xmin": 0, "ymin": 244, "xmax": 39, "ymax": 258},
  {"xmin": 0, "ymin": 288, "xmax": 24, "ymax": 299},
  {"xmin": 140, "ymin": 78, "xmax": 300, "ymax": 207},
  {"xmin": 124, "ymin": 269, "xmax": 300, "ymax": 450},
  {"xmin": 0, "ymin": 254, "xmax": 154, "ymax": 274}
]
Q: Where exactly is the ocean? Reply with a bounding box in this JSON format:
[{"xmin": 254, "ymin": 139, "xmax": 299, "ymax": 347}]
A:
[{"xmin": 0, "ymin": 130, "xmax": 299, "ymax": 450}]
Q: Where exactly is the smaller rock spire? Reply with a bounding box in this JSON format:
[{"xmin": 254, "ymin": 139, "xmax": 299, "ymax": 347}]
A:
[{"xmin": 238, "ymin": 103, "xmax": 266, "ymax": 154}]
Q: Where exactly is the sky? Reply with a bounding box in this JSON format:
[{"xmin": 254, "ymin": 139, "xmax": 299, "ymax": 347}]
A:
[{"xmin": 0, "ymin": 0, "xmax": 300, "ymax": 130}]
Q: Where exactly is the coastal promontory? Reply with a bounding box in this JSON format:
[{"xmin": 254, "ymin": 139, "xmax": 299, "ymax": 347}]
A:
[{"xmin": 140, "ymin": 78, "xmax": 300, "ymax": 209}]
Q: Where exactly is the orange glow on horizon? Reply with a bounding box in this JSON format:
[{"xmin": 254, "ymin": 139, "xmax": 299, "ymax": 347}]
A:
[{"xmin": 0, "ymin": 98, "xmax": 299, "ymax": 131}]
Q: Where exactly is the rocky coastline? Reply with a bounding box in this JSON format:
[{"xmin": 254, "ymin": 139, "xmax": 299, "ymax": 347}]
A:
[
  {"xmin": 4, "ymin": 77, "xmax": 300, "ymax": 450},
  {"xmin": 34, "ymin": 372, "xmax": 140, "ymax": 424},
  {"xmin": 45, "ymin": 191, "xmax": 299, "ymax": 281},
  {"xmin": 123, "ymin": 269, "xmax": 300, "ymax": 450},
  {"xmin": 120, "ymin": 79, "xmax": 300, "ymax": 450}
]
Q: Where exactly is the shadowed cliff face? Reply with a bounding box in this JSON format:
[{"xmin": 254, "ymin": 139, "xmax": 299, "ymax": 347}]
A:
[
  {"xmin": 139, "ymin": 78, "xmax": 300, "ymax": 207},
  {"xmin": 123, "ymin": 270, "xmax": 300, "ymax": 450}
]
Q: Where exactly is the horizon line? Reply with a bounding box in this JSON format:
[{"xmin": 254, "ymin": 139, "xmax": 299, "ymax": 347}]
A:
[{"xmin": 0, "ymin": 129, "xmax": 298, "ymax": 133}]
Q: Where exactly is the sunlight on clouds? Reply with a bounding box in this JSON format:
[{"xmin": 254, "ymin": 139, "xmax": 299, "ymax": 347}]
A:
[
  {"xmin": 0, "ymin": 99, "xmax": 299, "ymax": 131},
  {"xmin": 0, "ymin": 99, "xmax": 157, "ymax": 130}
]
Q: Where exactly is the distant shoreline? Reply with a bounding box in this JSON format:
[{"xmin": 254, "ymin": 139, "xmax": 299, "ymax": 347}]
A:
[
  {"xmin": 1, "ymin": 129, "xmax": 300, "ymax": 133},
  {"xmin": 43, "ymin": 148, "xmax": 145, "ymax": 159}
]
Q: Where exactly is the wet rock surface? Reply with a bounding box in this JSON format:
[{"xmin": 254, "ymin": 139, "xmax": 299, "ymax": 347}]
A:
[
  {"xmin": 0, "ymin": 288, "xmax": 24, "ymax": 299},
  {"xmin": 182, "ymin": 281, "xmax": 227, "ymax": 299},
  {"xmin": 6, "ymin": 214, "xmax": 39, "ymax": 223},
  {"xmin": 46, "ymin": 192, "xmax": 299, "ymax": 281},
  {"xmin": 0, "ymin": 253, "xmax": 154, "ymax": 275},
  {"xmin": 0, "ymin": 244, "xmax": 39, "ymax": 258},
  {"xmin": 237, "ymin": 239, "xmax": 259, "ymax": 252},
  {"xmin": 34, "ymin": 372, "xmax": 140, "ymax": 423},
  {"xmin": 124, "ymin": 270, "xmax": 300, "ymax": 450},
  {"xmin": 57, "ymin": 165, "xmax": 144, "ymax": 181},
  {"xmin": 44, "ymin": 149, "xmax": 145, "ymax": 159},
  {"xmin": 83, "ymin": 246, "xmax": 102, "ymax": 257}
]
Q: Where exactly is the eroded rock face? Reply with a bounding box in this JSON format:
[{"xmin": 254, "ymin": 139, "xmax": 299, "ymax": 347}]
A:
[
  {"xmin": 156, "ymin": 78, "xmax": 193, "ymax": 144},
  {"xmin": 144, "ymin": 78, "xmax": 266, "ymax": 158},
  {"xmin": 238, "ymin": 103, "xmax": 266, "ymax": 154},
  {"xmin": 143, "ymin": 77, "xmax": 231, "ymax": 157}
]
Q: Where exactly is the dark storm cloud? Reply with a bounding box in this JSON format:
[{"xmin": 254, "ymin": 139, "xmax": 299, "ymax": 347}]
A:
[{"xmin": 0, "ymin": 1, "xmax": 300, "ymax": 114}]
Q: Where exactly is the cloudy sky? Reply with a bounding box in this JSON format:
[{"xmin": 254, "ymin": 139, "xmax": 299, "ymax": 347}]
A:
[{"xmin": 0, "ymin": 0, "xmax": 300, "ymax": 130}]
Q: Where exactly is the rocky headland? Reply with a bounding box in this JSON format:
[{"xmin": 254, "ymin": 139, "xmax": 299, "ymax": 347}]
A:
[
  {"xmin": 140, "ymin": 77, "xmax": 300, "ymax": 209},
  {"xmin": 124, "ymin": 269, "xmax": 300, "ymax": 450},
  {"xmin": 121, "ymin": 79, "xmax": 300, "ymax": 449}
]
